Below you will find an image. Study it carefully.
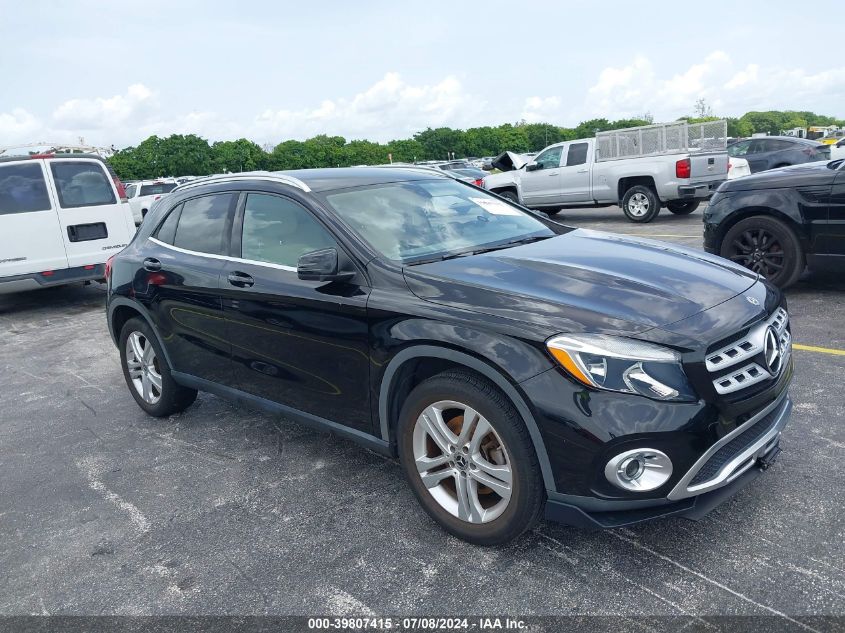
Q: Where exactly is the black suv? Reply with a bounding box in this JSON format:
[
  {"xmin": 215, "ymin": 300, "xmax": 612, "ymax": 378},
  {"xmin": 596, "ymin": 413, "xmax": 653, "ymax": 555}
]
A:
[
  {"xmin": 705, "ymin": 158, "xmax": 845, "ymax": 287},
  {"xmin": 106, "ymin": 168, "xmax": 793, "ymax": 544}
]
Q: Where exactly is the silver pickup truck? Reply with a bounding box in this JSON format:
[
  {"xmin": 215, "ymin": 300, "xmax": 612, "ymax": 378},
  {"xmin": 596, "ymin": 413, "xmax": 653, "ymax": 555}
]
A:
[{"xmin": 483, "ymin": 120, "xmax": 729, "ymax": 223}]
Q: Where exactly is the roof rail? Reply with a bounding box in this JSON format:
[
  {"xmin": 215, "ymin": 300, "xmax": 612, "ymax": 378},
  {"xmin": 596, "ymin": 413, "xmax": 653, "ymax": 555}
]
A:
[{"xmin": 173, "ymin": 171, "xmax": 311, "ymax": 193}]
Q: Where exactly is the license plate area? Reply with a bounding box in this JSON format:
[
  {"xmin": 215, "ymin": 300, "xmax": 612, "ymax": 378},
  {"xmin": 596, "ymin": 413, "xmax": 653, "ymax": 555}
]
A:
[{"xmin": 67, "ymin": 222, "xmax": 108, "ymax": 242}]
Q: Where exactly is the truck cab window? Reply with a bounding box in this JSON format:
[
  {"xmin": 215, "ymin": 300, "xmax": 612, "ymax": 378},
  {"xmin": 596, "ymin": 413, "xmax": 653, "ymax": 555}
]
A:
[{"xmin": 566, "ymin": 143, "xmax": 589, "ymax": 166}]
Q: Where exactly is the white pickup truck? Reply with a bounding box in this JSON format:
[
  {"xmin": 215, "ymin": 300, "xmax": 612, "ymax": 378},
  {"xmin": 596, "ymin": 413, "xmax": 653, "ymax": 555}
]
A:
[{"xmin": 483, "ymin": 120, "xmax": 729, "ymax": 223}]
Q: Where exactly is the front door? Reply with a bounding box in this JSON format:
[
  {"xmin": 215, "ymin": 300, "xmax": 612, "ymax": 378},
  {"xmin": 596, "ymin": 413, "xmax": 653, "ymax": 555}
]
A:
[
  {"xmin": 220, "ymin": 191, "xmax": 372, "ymax": 432},
  {"xmin": 823, "ymin": 166, "xmax": 845, "ymax": 256},
  {"xmin": 520, "ymin": 145, "xmax": 564, "ymax": 206}
]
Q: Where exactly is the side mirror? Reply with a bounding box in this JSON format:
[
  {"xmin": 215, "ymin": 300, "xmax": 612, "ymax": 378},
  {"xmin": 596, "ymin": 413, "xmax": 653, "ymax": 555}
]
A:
[
  {"xmin": 525, "ymin": 163, "xmax": 542, "ymax": 172},
  {"xmin": 297, "ymin": 248, "xmax": 355, "ymax": 282}
]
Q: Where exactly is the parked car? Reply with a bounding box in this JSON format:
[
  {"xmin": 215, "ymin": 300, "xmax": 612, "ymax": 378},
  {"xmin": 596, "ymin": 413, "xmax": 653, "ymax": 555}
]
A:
[
  {"xmin": 831, "ymin": 138, "xmax": 845, "ymax": 160},
  {"xmin": 0, "ymin": 153, "xmax": 135, "ymax": 294},
  {"xmin": 704, "ymin": 159, "xmax": 845, "ymax": 287},
  {"xmin": 126, "ymin": 179, "xmax": 178, "ymax": 225},
  {"xmin": 727, "ymin": 136, "xmax": 830, "ymax": 173},
  {"xmin": 107, "ymin": 168, "xmax": 793, "ymax": 544},
  {"xmin": 728, "ymin": 157, "xmax": 751, "ymax": 180},
  {"xmin": 450, "ymin": 167, "xmax": 488, "ymax": 186},
  {"xmin": 483, "ymin": 121, "xmax": 728, "ymax": 223}
]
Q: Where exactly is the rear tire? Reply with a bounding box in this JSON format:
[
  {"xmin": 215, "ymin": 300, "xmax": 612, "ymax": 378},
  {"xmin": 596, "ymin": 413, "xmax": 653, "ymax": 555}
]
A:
[
  {"xmin": 622, "ymin": 185, "xmax": 661, "ymax": 223},
  {"xmin": 119, "ymin": 317, "xmax": 197, "ymax": 417},
  {"xmin": 397, "ymin": 370, "xmax": 545, "ymax": 545},
  {"xmin": 719, "ymin": 216, "xmax": 804, "ymax": 288},
  {"xmin": 666, "ymin": 200, "xmax": 700, "ymax": 215}
]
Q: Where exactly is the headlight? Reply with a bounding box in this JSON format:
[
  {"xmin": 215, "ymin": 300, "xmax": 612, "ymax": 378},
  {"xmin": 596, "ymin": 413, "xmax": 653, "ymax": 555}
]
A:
[{"xmin": 546, "ymin": 334, "xmax": 695, "ymax": 401}]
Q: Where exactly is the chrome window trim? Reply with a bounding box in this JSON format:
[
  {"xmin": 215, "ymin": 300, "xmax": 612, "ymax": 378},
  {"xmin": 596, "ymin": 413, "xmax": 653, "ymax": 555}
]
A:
[
  {"xmin": 148, "ymin": 237, "xmax": 297, "ymax": 272},
  {"xmin": 666, "ymin": 391, "xmax": 791, "ymax": 501}
]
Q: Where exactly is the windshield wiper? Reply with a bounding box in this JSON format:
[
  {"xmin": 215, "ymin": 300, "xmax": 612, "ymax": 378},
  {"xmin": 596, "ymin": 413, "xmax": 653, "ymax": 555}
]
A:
[{"xmin": 406, "ymin": 235, "xmax": 554, "ymax": 265}]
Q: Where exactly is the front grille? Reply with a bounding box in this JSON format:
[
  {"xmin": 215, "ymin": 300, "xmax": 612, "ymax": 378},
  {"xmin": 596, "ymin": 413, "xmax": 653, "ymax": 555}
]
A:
[
  {"xmin": 706, "ymin": 308, "xmax": 791, "ymax": 396},
  {"xmin": 689, "ymin": 408, "xmax": 778, "ymax": 486}
]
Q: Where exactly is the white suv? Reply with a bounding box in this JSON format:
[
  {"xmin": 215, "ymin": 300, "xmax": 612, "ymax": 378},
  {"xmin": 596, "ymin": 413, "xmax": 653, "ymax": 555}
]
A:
[
  {"xmin": 0, "ymin": 154, "xmax": 136, "ymax": 294},
  {"xmin": 125, "ymin": 179, "xmax": 178, "ymax": 225}
]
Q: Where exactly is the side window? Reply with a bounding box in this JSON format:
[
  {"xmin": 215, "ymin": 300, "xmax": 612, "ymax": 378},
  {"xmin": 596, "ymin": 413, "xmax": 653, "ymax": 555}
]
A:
[
  {"xmin": 728, "ymin": 140, "xmax": 751, "ymax": 157},
  {"xmin": 566, "ymin": 143, "xmax": 589, "ymax": 166},
  {"xmin": 533, "ymin": 146, "xmax": 563, "ymax": 170},
  {"xmin": 154, "ymin": 203, "xmax": 183, "ymax": 244},
  {"xmin": 241, "ymin": 193, "xmax": 335, "ymax": 268},
  {"xmin": 49, "ymin": 161, "xmax": 116, "ymax": 208},
  {"xmin": 0, "ymin": 162, "xmax": 52, "ymax": 215},
  {"xmin": 748, "ymin": 140, "xmax": 768, "ymax": 154},
  {"xmin": 173, "ymin": 194, "xmax": 234, "ymax": 255},
  {"xmin": 125, "ymin": 184, "xmax": 137, "ymax": 198}
]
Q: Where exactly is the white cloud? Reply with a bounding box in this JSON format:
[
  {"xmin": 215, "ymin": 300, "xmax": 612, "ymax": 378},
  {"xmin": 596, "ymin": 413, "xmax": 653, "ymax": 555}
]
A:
[
  {"xmin": 521, "ymin": 96, "xmax": 562, "ymax": 123},
  {"xmin": 52, "ymin": 84, "xmax": 156, "ymax": 128}
]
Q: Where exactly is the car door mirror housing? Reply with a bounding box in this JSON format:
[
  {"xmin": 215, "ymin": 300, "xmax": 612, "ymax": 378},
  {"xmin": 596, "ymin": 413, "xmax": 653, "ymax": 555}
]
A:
[
  {"xmin": 525, "ymin": 163, "xmax": 542, "ymax": 172},
  {"xmin": 297, "ymin": 248, "xmax": 355, "ymax": 282}
]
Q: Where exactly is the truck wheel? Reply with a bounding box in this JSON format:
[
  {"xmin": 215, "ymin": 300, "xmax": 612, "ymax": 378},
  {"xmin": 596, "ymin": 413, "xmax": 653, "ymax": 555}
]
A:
[
  {"xmin": 397, "ymin": 370, "xmax": 545, "ymax": 545},
  {"xmin": 720, "ymin": 216, "xmax": 804, "ymax": 288},
  {"xmin": 496, "ymin": 190, "xmax": 519, "ymax": 204},
  {"xmin": 622, "ymin": 186, "xmax": 660, "ymax": 223},
  {"xmin": 667, "ymin": 200, "xmax": 700, "ymax": 215}
]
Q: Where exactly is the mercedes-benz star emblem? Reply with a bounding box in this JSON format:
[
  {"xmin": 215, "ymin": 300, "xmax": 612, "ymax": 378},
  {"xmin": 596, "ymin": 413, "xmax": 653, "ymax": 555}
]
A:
[
  {"xmin": 746, "ymin": 296, "xmax": 760, "ymax": 306},
  {"xmin": 763, "ymin": 326, "xmax": 782, "ymax": 375}
]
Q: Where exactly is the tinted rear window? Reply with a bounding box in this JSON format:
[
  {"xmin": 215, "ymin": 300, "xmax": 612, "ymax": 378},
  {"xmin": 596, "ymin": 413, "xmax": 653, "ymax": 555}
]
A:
[
  {"xmin": 0, "ymin": 162, "xmax": 52, "ymax": 215},
  {"xmin": 140, "ymin": 183, "xmax": 177, "ymax": 196},
  {"xmin": 567, "ymin": 143, "xmax": 589, "ymax": 166},
  {"xmin": 173, "ymin": 194, "xmax": 234, "ymax": 255},
  {"xmin": 50, "ymin": 161, "xmax": 116, "ymax": 208}
]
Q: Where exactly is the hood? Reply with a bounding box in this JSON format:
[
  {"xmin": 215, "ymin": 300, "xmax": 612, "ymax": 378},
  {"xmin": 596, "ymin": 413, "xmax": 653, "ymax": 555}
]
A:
[
  {"xmin": 403, "ymin": 229, "xmax": 758, "ymax": 336},
  {"xmin": 721, "ymin": 160, "xmax": 836, "ymax": 192},
  {"xmin": 491, "ymin": 151, "xmax": 529, "ymax": 172}
]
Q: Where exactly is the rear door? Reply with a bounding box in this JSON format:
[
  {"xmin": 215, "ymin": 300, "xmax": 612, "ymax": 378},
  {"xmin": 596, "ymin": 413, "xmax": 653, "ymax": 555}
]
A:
[
  {"xmin": 520, "ymin": 145, "xmax": 564, "ymax": 206},
  {"xmin": 47, "ymin": 159, "xmax": 134, "ymax": 268},
  {"xmin": 0, "ymin": 160, "xmax": 68, "ymax": 277},
  {"xmin": 557, "ymin": 141, "xmax": 592, "ymax": 203},
  {"xmin": 142, "ymin": 193, "xmax": 235, "ymax": 383}
]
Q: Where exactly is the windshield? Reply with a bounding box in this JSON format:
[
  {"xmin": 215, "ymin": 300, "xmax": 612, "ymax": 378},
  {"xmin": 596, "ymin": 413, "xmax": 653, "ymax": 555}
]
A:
[
  {"xmin": 321, "ymin": 179, "xmax": 553, "ymax": 263},
  {"xmin": 140, "ymin": 183, "xmax": 177, "ymax": 196}
]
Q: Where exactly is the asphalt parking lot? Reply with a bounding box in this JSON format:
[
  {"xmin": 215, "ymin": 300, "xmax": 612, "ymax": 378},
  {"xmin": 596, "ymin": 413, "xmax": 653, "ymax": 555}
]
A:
[{"xmin": 1, "ymin": 204, "xmax": 843, "ymax": 628}]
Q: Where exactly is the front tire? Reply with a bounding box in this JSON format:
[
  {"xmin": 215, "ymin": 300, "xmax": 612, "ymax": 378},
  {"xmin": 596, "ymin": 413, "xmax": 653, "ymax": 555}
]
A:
[
  {"xmin": 622, "ymin": 185, "xmax": 661, "ymax": 223},
  {"xmin": 666, "ymin": 200, "xmax": 700, "ymax": 215},
  {"xmin": 720, "ymin": 216, "xmax": 804, "ymax": 288},
  {"xmin": 397, "ymin": 370, "xmax": 545, "ymax": 545},
  {"xmin": 119, "ymin": 317, "xmax": 197, "ymax": 417},
  {"xmin": 495, "ymin": 189, "xmax": 519, "ymax": 204}
]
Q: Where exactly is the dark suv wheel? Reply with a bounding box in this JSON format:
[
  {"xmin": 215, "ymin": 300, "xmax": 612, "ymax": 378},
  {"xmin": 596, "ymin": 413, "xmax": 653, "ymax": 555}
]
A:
[
  {"xmin": 119, "ymin": 317, "xmax": 197, "ymax": 417},
  {"xmin": 720, "ymin": 216, "xmax": 805, "ymax": 288},
  {"xmin": 397, "ymin": 370, "xmax": 545, "ymax": 545}
]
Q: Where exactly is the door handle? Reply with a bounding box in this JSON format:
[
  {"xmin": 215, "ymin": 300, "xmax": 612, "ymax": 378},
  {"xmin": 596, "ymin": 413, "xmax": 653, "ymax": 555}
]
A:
[
  {"xmin": 577, "ymin": 169, "xmax": 588, "ymax": 173},
  {"xmin": 143, "ymin": 257, "xmax": 161, "ymax": 272},
  {"xmin": 227, "ymin": 271, "xmax": 255, "ymax": 288},
  {"xmin": 548, "ymin": 171, "xmax": 559, "ymax": 176}
]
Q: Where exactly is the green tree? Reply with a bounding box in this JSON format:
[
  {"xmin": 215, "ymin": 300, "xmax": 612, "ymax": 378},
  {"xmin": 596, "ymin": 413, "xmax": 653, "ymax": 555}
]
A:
[{"xmin": 212, "ymin": 139, "xmax": 268, "ymax": 173}]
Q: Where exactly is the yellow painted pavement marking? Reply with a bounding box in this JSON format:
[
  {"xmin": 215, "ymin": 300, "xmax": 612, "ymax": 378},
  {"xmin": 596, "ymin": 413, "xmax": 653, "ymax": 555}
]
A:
[{"xmin": 792, "ymin": 343, "xmax": 845, "ymax": 357}]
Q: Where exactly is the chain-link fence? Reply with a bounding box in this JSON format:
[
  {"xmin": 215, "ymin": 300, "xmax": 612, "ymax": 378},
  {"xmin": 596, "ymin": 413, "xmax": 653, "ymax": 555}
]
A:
[{"xmin": 596, "ymin": 120, "xmax": 727, "ymax": 162}]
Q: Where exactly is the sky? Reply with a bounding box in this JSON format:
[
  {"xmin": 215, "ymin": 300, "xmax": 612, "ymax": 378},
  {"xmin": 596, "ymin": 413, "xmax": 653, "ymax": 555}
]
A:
[{"xmin": 1, "ymin": 0, "xmax": 843, "ymax": 150}]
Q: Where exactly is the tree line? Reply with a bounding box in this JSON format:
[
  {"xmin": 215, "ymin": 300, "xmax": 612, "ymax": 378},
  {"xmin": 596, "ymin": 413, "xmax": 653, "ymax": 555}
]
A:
[{"xmin": 107, "ymin": 109, "xmax": 845, "ymax": 180}]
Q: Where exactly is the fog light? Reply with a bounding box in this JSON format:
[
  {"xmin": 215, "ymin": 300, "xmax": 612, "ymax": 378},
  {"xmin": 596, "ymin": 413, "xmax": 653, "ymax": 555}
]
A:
[{"xmin": 605, "ymin": 449, "xmax": 673, "ymax": 492}]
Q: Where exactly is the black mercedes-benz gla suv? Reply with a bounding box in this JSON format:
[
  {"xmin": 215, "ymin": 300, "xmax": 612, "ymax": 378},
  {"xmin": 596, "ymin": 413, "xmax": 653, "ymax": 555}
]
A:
[{"xmin": 106, "ymin": 168, "xmax": 793, "ymax": 544}]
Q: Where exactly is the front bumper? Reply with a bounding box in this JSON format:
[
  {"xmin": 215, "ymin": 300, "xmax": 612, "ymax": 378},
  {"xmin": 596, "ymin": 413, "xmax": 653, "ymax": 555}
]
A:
[{"xmin": 543, "ymin": 393, "xmax": 791, "ymax": 529}]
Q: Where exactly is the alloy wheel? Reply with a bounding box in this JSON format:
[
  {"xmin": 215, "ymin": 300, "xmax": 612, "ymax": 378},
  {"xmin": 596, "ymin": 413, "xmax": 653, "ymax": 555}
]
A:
[
  {"xmin": 412, "ymin": 400, "xmax": 512, "ymax": 524},
  {"xmin": 728, "ymin": 228, "xmax": 784, "ymax": 277},
  {"xmin": 125, "ymin": 331, "xmax": 163, "ymax": 405},
  {"xmin": 627, "ymin": 192, "xmax": 650, "ymax": 217}
]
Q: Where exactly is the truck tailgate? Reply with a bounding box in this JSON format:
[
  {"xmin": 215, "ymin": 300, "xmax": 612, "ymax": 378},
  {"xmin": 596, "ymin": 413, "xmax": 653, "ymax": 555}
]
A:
[{"xmin": 689, "ymin": 152, "xmax": 728, "ymax": 182}]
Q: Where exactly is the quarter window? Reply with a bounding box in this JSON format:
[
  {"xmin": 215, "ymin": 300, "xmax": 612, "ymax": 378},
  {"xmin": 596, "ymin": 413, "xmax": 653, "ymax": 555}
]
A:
[
  {"xmin": 155, "ymin": 203, "xmax": 183, "ymax": 244},
  {"xmin": 0, "ymin": 163, "xmax": 51, "ymax": 215},
  {"xmin": 49, "ymin": 161, "xmax": 116, "ymax": 208},
  {"xmin": 173, "ymin": 194, "xmax": 234, "ymax": 255},
  {"xmin": 566, "ymin": 143, "xmax": 589, "ymax": 166},
  {"xmin": 241, "ymin": 194, "xmax": 335, "ymax": 268}
]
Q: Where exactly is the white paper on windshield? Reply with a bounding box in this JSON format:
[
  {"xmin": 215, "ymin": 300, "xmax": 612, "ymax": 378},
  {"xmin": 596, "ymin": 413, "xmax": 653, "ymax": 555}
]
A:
[{"xmin": 470, "ymin": 197, "xmax": 522, "ymax": 216}]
